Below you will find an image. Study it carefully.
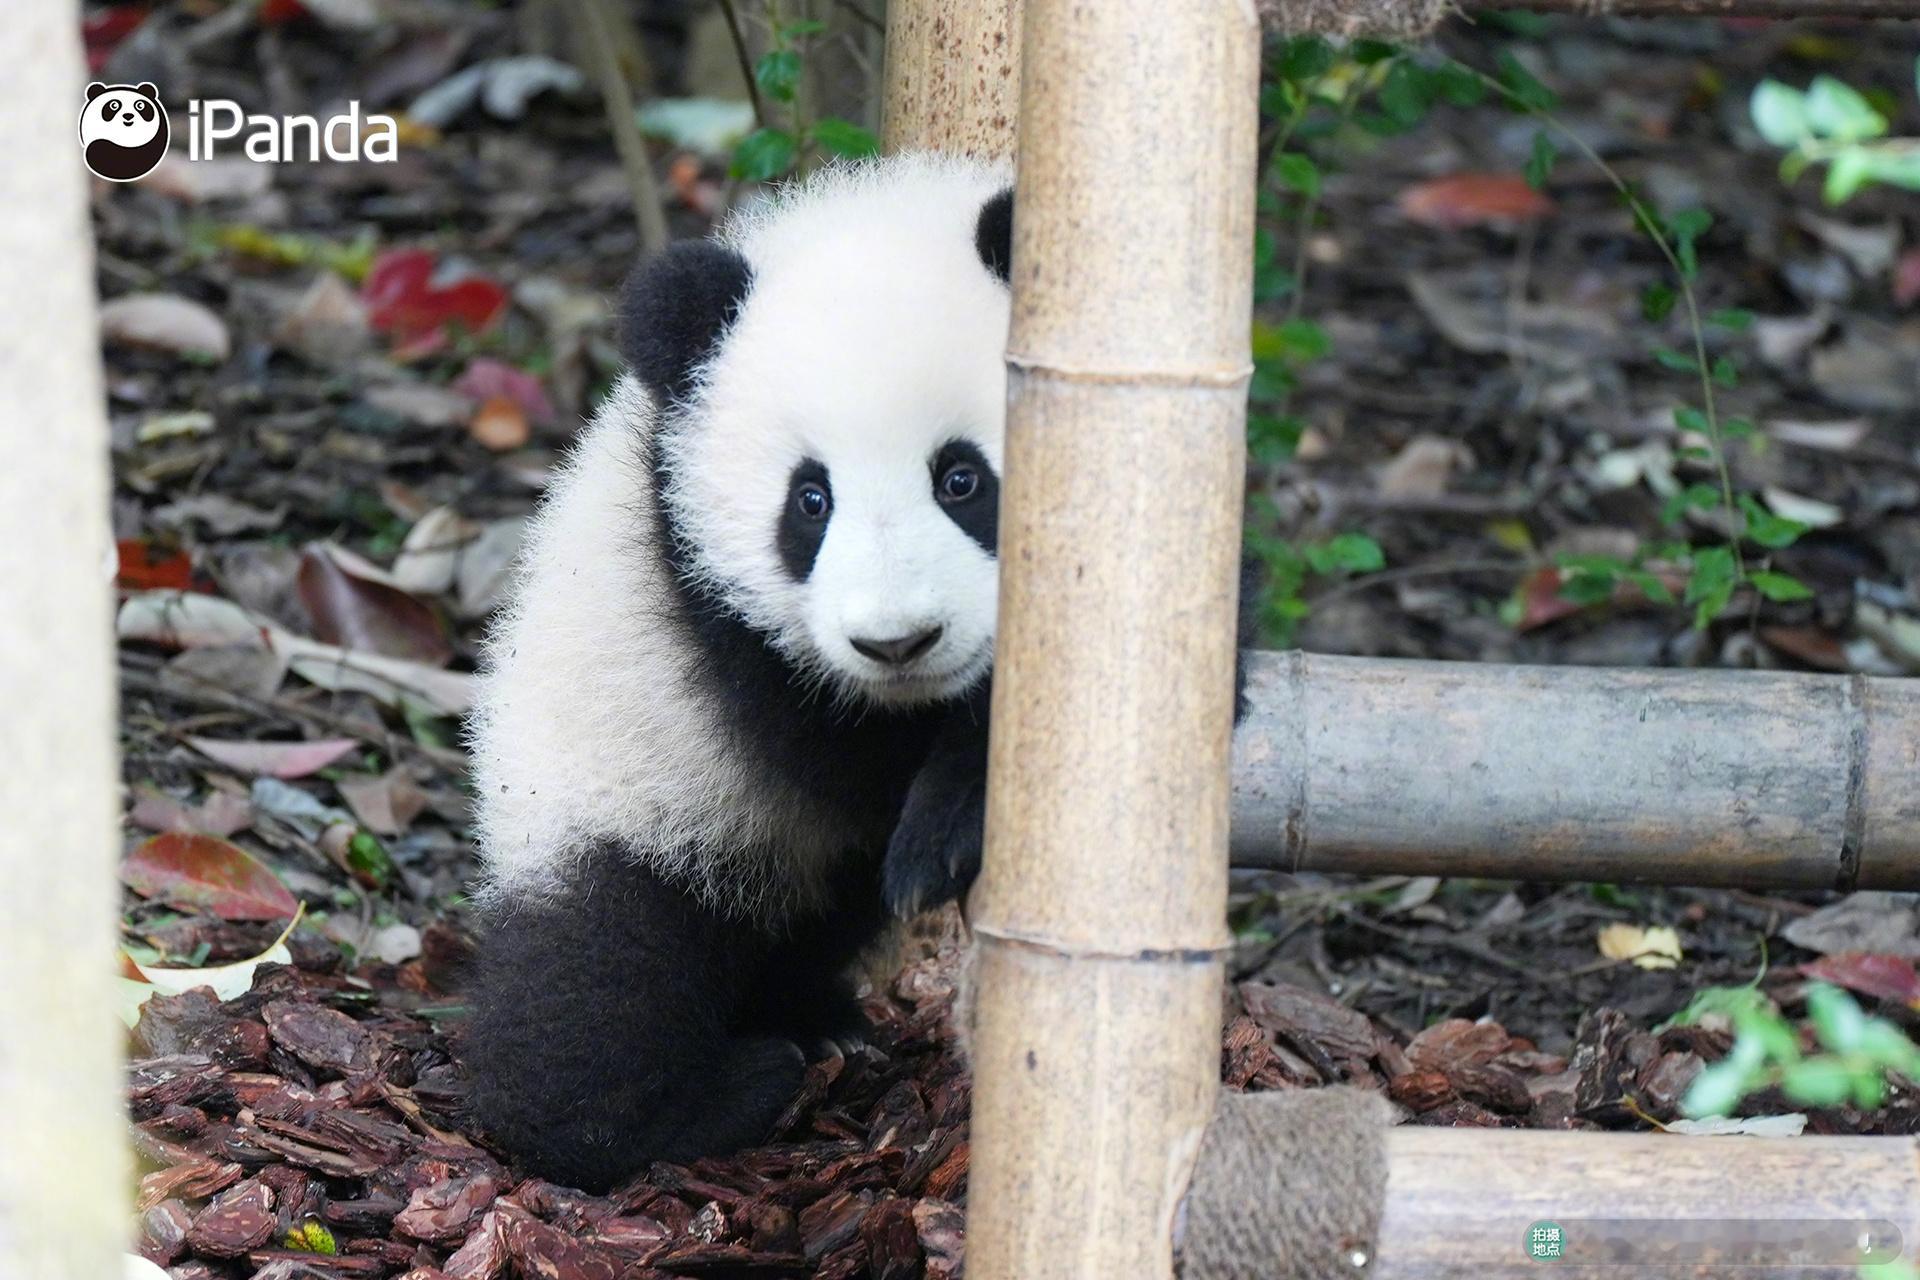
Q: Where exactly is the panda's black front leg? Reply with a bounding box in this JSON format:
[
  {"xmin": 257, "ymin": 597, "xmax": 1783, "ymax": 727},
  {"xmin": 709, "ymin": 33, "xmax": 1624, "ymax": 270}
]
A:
[
  {"xmin": 752, "ymin": 855, "xmax": 892, "ymax": 1053},
  {"xmin": 882, "ymin": 684, "xmax": 990, "ymax": 919},
  {"xmin": 882, "ymin": 584, "xmax": 1261, "ymax": 922}
]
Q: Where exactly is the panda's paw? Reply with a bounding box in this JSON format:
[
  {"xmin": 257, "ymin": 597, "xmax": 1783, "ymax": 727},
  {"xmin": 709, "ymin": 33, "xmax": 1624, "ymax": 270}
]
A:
[{"xmin": 882, "ymin": 786, "xmax": 984, "ymax": 919}]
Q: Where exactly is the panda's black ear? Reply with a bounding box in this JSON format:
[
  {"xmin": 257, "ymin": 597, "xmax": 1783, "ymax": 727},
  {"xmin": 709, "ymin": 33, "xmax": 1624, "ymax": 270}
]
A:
[
  {"xmin": 86, "ymin": 83, "xmax": 107, "ymax": 102},
  {"xmin": 974, "ymin": 187, "xmax": 1013, "ymax": 285},
  {"xmin": 618, "ymin": 241, "xmax": 754, "ymax": 405},
  {"xmin": 135, "ymin": 83, "xmax": 160, "ymax": 100}
]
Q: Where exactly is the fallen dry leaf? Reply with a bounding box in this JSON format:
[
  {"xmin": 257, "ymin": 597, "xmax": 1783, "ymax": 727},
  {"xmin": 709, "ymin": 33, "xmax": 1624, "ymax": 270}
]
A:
[
  {"xmin": 122, "ymin": 832, "xmax": 300, "ymax": 921},
  {"xmin": 468, "ymin": 395, "xmax": 531, "ymax": 452},
  {"xmin": 298, "ymin": 543, "xmax": 454, "ymax": 666},
  {"xmin": 99, "ymin": 294, "xmax": 232, "ymax": 361},
  {"xmin": 1398, "ymin": 174, "xmax": 1554, "ymax": 230},
  {"xmin": 185, "ymin": 736, "xmax": 358, "ymax": 780},
  {"xmin": 1597, "ymin": 923, "xmax": 1682, "ymax": 970},
  {"xmin": 1800, "ymin": 953, "xmax": 1920, "ymax": 1008}
]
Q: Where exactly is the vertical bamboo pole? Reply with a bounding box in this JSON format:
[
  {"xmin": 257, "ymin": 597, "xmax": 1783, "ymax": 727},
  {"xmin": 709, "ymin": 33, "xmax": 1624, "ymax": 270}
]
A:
[
  {"xmin": 963, "ymin": 2, "xmax": 1261, "ymax": 1276},
  {"xmin": 0, "ymin": 1, "xmax": 128, "ymax": 1277},
  {"xmin": 880, "ymin": 0, "xmax": 1021, "ymax": 157}
]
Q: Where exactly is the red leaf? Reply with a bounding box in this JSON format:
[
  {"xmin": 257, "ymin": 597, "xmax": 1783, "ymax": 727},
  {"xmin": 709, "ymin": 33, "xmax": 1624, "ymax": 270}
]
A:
[
  {"xmin": 258, "ymin": 0, "xmax": 309, "ymax": 23},
  {"xmin": 1399, "ymin": 174, "xmax": 1555, "ymax": 230},
  {"xmin": 361, "ymin": 249, "xmax": 508, "ymax": 353},
  {"xmin": 123, "ymin": 832, "xmax": 300, "ymax": 921},
  {"xmin": 1894, "ymin": 249, "xmax": 1920, "ymax": 309},
  {"xmin": 296, "ymin": 544, "xmax": 453, "ymax": 666},
  {"xmin": 117, "ymin": 539, "xmax": 194, "ymax": 592},
  {"xmin": 1513, "ymin": 567, "xmax": 1583, "ymax": 632},
  {"xmin": 1802, "ymin": 953, "xmax": 1920, "ymax": 1008},
  {"xmin": 185, "ymin": 736, "xmax": 358, "ymax": 780}
]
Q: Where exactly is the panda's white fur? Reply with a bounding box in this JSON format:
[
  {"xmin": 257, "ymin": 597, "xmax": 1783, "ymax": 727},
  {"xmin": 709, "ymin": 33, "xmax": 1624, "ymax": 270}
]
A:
[{"xmin": 469, "ymin": 155, "xmax": 1010, "ymax": 921}]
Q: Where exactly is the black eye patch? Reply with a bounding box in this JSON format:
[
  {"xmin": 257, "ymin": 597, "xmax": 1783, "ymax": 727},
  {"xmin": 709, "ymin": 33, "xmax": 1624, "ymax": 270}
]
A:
[
  {"xmin": 776, "ymin": 458, "xmax": 832, "ymax": 581},
  {"xmin": 930, "ymin": 441, "xmax": 998, "ymax": 556}
]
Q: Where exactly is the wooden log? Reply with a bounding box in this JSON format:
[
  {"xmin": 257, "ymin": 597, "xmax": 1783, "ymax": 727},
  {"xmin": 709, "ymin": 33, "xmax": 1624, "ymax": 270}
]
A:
[
  {"xmin": 961, "ymin": 2, "xmax": 1262, "ymax": 1278},
  {"xmin": 1374, "ymin": 1129, "xmax": 1920, "ymax": 1278},
  {"xmin": 0, "ymin": 1, "xmax": 129, "ymax": 1276},
  {"xmin": 880, "ymin": 0, "xmax": 1022, "ymax": 158},
  {"xmin": 1229, "ymin": 651, "xmax": 1920, "ymax": 890}
]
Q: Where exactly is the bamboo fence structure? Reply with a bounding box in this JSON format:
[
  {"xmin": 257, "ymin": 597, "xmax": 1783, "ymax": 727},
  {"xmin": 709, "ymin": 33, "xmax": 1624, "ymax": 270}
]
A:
[
  {"xmin": 1231, "ymin": 652, "xmax": 1920, "ymax": 890},
  {"xmin": 0, "ymin": 1, "xmax": 129, "ymax": 1277},
  {"xmin": 960, "ymin": 3, "xmax": 1261, "ymax": 1278}
]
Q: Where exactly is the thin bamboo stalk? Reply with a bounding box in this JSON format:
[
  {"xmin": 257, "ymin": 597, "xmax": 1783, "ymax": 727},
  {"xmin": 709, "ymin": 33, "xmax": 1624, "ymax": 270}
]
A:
[
  {"xmin": 0, "ymin": 1, "xmax": 128, "ymax": 1275},
  {"xmin": 1373, "ymin": 1129, "xmax": 1920, "ymax": 1278},
  {"xmin": 880, "ymin": 0, "xmax": 1021, "ymax": 158},
  {"xmin": 1230, "ymin": 651, "xmax": 1920, "ymax": 890},
  {"xmin": 962, "ymin": 2, "xmax": 1263, "ymax": 1277}
]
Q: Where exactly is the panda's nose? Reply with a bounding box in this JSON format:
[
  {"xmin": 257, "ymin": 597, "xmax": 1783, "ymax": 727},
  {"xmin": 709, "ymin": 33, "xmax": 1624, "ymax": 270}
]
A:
[
  {"xmin": 121, "ymin": 113, "xmax": 134, "ymax": 123},
  {"xmin": 851, "ymin": 627, "xmax": 943, "ymax": 667}
]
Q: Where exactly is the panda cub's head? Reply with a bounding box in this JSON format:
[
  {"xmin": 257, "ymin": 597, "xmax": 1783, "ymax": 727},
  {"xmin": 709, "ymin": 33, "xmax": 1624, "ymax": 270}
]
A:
[
  {"xmin": 626, "ymin": 156, "xmax": 1015, "ymax": 709},
  {"xmin": 79, "ymin": 82, "xmax": 169, "ymax": 182}
]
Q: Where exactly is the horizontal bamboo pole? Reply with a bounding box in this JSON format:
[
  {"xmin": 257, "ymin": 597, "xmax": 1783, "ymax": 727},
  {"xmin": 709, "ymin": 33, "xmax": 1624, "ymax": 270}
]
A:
[
  {"xmin": 1373, "ymin": 1129, "xmax": 1920, "ymax": 1278},
  {"xmin": 1230, "ymin": 651, "xmax": 1920, "ymax": 890}
]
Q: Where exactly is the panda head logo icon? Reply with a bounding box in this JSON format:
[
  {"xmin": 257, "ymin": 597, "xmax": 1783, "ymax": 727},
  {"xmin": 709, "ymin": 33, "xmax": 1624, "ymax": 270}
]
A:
[{"xmin": 80, "ymin": 82, "xmax": 170, "ymax": 182}]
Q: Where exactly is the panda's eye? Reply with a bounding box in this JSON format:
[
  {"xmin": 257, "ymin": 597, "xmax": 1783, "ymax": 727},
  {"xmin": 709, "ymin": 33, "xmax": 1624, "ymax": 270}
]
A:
[
  {"xmin": 103, "ymin": 98, "xmax": 120, "ymax": 116},
  {"xmin": 937, "ymin": 464, "xmax": 979, "ymax": 503},
  {"xmin": 794, "ymin": 482, "xmax": 831, "ymax": 521},
  {"xmin": 136, "ymin": 101, "xmax": 152, "ymax": 119}
]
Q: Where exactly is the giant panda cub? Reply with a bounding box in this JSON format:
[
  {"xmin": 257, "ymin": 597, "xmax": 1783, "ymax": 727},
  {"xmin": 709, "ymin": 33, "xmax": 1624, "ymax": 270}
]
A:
[{"xmin": 463, "ymin": 154, "xmax": 1018, "ymax": 1190}]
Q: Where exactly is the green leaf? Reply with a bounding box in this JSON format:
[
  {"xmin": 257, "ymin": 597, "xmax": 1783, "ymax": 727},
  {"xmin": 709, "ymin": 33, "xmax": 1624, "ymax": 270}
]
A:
[
  {"xmin": 1525, "ymin": 131, "xmax": 1556, "ymax": 190},
  {"xmin": 1672, "ymin": 405, "xmax": 1710, "ymax": 434},
  {"xmin": 779, "ymin": 17, "xmax": 827, "ymax": 39},
  {"xmin": 1623, "ymin": 569, "xmax": 1675, "ymax": 605},
  {"xmin": 346, "ymin": 830, "xmax": 395, "ymax": 890},
  {"xmin": 1495, "ymin": 51, "xmax": 1557, "ymax": 112},
  {"xmin": 1668, "ymin": 208, "xmax": 1712, "ymax": 280},
  {"xmin": 1642, "ymin": 282, "xmax": 1677, "ymax": 322},
  {"xmin": 1804, "ymin": 75, "xmax": 1888, "ymax": 142},
  {"xmin": 811, "ymin": 117, "xmax": 880, "ymax": 159},
  {"xmin": 1247, "ymin": 414, "xmax": 1305, "ymax": 464},
  {"xmin": 1660, "ymin": 483, "xmax": 1722, "ymax": 525},
  {"xmin": 1709, "ymin": 308, "xmax": 1754, "ymax": 331},
  {"xmin": 1305, "ymin": 533, "xmax": 1385, "ymax": 575},
  {"xmin": 1864, "ymin": 145, "xmax": 1920, "ymax": 191},
  {"xmin": 1750, "ymin": 81, "xmax": 1811, "ymax": 147},
  {"xmin": 1558, "ymin": 572, "xmax": 1619, "ymax": 607},
  {"xmin": 1712, "ymin": 356, "xmax": 1740, "ymax": 389},
  {"xmin": 1807, "ymin": 984, "xmax": 1867, "ymax": 1053},
  {"xmin": 1738, "ymin": 494, "xmax": 1808, "ymax": 549},
  {"xmin": 1750, "ymin": 571, "xmax": 1813, "ymax": 602},
  {"xmin": 1274, "ymin": 153, "xmax": 1321, "ymax": 197},
  {"xmin": 1280, "ymin": 36, "xmax": 1334, "ymax": 83},
  {"xmin": 1652, "ymin": 346, "xmax": 1701, "ymax": 374},
  {"xmin": 1780, "ymin": 1056, "xmax": 1857, "ymax": 1108},
  {"xmin": 1721, "ymin": 416, "xmax": 1757, "ymax": 442},
  {"xmin": 1686, "ymin": 545, "xmax": 1738, "ymax": 628},
  {"xmin": 753, "ymin": 48, "xmax": 803, "ymax": 103},
  {"xmin": 1824, "ymin": 146, "xmax": 1876, "ymax": 204},
  {"xmin": 1350, "ymin": 39, "xmax": 1399, "ymax": 65},
  {"xmin": 1432, "ymin": 62, "xmax": 1486, "ymax": 107},
  {"xmin": 1380, "ymin": 62, "xmax": 1432, "ymax": 128},
  {"xmin": 731, "ymin": 127, "xmax": 797, "ymax": 182},
  {"xmin": 1681, "ymin": 1058, "xmax": 1755, "ymax": 1118}
]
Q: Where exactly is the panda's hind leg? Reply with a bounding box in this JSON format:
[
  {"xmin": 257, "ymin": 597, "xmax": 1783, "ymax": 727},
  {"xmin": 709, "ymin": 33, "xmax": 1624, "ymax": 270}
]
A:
[{"xmin": 460, "ymin": 846, "xmax": 797, "ymax": 1191}]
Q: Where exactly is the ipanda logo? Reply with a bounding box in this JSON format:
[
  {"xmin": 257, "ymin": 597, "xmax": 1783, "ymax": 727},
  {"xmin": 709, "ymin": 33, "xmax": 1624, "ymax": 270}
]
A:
[{"xmin": 80, "ymin": 82, "xmax": 399, "ymax": 183}]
